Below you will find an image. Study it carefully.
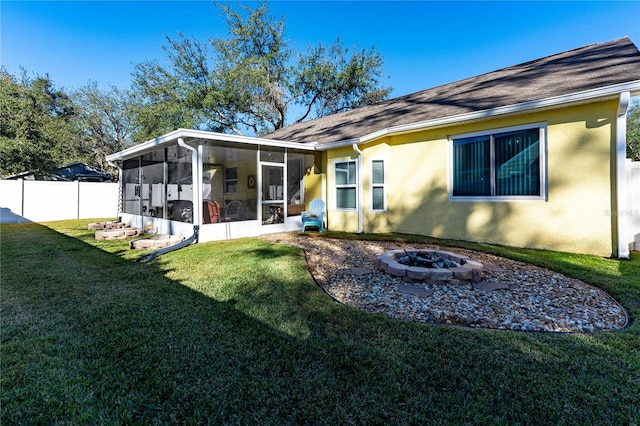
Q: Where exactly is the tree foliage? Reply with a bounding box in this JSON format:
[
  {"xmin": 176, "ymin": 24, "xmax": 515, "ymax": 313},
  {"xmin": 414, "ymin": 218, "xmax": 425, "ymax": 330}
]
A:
[
  {"xmin": 627, "ymin": 98, "xmax": 640, "ymax": 161},
  {"xmin": 0, "ymin": 68, "xmax": 136, "ymax": 177},
  {"xmin": 72, "ymin": 82, "xmax": 137, "ymax": 171},
  {"xmin": 131, "ymin": 2, "xmax": 391, "ymax": 138},
  {"xmin": 0, "ymin": 69, "xmax": 81, "ymax": 177}
]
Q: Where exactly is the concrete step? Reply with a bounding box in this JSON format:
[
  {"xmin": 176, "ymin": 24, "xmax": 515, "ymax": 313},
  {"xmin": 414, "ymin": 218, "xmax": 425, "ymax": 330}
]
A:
[
  {"xmin": 130, "ymin": 234, "xmax": 185, "ymax": 250},
  {"xmin": 95, "ymin": 227, "xmax": 144, "ymax": 240},
  {"xmin": 88, "ymin": 221, "xmax": 127, "ymax": 231}
]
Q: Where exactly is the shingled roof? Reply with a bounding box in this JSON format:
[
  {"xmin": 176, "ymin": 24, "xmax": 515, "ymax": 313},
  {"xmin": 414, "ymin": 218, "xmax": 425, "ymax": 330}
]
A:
[{"xmin": 266, "ymin": 37, "xmax": 640, "ymax": 145}]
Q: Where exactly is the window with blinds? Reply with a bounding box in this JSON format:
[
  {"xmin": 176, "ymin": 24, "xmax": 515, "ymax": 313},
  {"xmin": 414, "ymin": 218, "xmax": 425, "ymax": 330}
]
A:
[{"xmin": 452, "ymin": 126, "xmax": 544, "ymax": 199}]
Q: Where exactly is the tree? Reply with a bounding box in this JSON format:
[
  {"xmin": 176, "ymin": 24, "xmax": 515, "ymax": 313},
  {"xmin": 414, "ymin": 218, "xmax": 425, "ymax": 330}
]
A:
[
  {"xmin": 0, "ymin": 68, "xmax": 84, "ymax": 177},
  {"xmin": 627, "ymin": 98, "xmax": 640, "ymax": 161},
  {"xmin": 72, "ymin": 82, "xmax": 137, "ymax": 171},
  {"xmin": 131, "ymin": 2, "xmax": 391, "ymax": 138}
]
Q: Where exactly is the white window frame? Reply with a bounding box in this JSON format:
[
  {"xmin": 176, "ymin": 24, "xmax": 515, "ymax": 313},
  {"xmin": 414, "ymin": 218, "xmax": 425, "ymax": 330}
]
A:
[
  {"xmin": 225, "ymin": 166, "xmax": 238, "ymax": 194},
  {"xmin": 449, "ymin": 123, "xmax": 547, "ymax": 201},
  {"xmin": 333, "ymin": 159, "xmax": 358, "ymax": 211},
  {"xmin": 371, "ymin": 159, "xmax": 386, "ymax": 212}
]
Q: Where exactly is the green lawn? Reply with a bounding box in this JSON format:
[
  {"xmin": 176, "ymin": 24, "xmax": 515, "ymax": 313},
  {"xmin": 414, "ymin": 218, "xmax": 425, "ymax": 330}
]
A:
[{"xmin": 2, "ymin": 220, "xmax": 639, "ymax": 425}]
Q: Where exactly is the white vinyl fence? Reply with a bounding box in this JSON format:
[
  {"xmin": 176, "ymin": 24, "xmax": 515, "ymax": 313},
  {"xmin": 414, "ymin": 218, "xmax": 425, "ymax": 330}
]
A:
[{"xmin": 0, "ymin": 180, "xmax": 119, "ymax": 224}]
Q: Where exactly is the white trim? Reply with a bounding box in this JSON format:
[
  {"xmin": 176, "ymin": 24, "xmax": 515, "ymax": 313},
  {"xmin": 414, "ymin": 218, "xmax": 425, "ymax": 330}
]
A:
[
  {"xmin": 616, "ymin": 92, "xmax": 631, "ymax": 259},
  {"xmin": 370, "ymin": 159, "xmax": 386, "ymax": 212},
  {"xmin": 449, "ymin": 122, "xmax": 547, "ymax": 141},
  {"xmin": 316, "ymin": 81, "xmax": 640, "ymax": 151},
  {"xmin": 352, "ymin": 144, "xmax": 364, "ymax": 233},
  {"xmin": 332, "ymin": 158, "xmax": 358, "ymax": 211},
  {"xmin": 106, "ymin": 128, "xmax": 316, "ymax": 162},
  {"xmin": 448, "ymin": 123, "xmax": 547, "ymax": 201}
]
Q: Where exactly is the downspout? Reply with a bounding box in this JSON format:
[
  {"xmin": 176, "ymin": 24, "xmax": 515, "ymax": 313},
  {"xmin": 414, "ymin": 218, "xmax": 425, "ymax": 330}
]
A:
[
  {"xmin": 107, "ymin": 160, "xmax": 123, "ymax": 220},
  {"xmin": 615, "ymin": 92, "xmax": 630, "ymax": 259},
  {"xmin": 352, "ymin": 143, "xmax": 364, "ymax": 234},
  {"xmin": 178, "ymin": 137, "xmax": 201, "ymax": 242}
]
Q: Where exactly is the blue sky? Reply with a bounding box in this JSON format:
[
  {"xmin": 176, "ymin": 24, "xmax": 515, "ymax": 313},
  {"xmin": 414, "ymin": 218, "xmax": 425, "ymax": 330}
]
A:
[{"xmin": 2, "ymin": 1, "xmax": 640, "ymax": 98}]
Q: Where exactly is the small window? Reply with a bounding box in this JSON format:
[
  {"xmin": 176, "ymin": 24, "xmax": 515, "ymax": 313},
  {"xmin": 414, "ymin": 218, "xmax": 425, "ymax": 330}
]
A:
[
  {"xmin": 452, "ymin": 125, "xmax": 544, "ymax": 199},
  {"xmin": 225, "ymin": 167, "xmax": 238, "ymax": 193},
  {"xmin": 335, "ymin": 160, "xmax": 357, "ymax": 209},
  {"xmin": 371, "ymin": 160, "xmax": 385, "ymax": 211}
]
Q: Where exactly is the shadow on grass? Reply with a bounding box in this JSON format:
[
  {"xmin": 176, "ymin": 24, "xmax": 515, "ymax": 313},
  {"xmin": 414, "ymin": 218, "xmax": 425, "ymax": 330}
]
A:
[{"xmin": 1, "ymin": 222, "xmax": 639, "ymax": 424}]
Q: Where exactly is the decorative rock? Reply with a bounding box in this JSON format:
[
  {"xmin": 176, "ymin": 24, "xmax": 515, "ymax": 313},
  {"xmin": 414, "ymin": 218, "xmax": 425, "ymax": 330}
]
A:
[{"xmin": 260, "ymin": 233, "xmax": 628, "ymax": 333}]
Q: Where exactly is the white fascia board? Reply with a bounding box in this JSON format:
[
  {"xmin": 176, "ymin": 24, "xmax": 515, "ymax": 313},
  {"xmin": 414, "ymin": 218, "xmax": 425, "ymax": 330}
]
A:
[
  {"xmin": 106, "ymin": 129, "xmax": 183, "ymax": 161},
  {"xmin": 106, "ymin": 128, "xmax": 317, "ymax": 162},
  {"xmin": 315, "ymin": 80, "xmax": 640, "ymax": 151}
]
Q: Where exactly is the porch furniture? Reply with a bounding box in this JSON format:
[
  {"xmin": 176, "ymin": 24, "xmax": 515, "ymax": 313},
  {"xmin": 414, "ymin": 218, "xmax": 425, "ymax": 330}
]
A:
[
  {"xmin": 203, "ymin": 200, "xmax": 221, "ymax": 224},
  {"xmin": 301, "ymin": 199, "xmax": 325, "ymax": 232},
  {"xmin": 287, "ymin": 204, "xmax": 305, "ymax": 216},
  {"xmin": 224, "ymin": 200, "xmax": 242, "ymax": 221}
]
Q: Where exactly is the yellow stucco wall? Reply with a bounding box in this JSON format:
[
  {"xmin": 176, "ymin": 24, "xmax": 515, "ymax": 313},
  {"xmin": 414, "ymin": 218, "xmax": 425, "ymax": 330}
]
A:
[
  {"xmin": 303, "ymin": 154, "xmax": 323, "ymax": 208},
  {"xmin": 323, "ymin": 100, "xmax": 619, "ymax": 256}
]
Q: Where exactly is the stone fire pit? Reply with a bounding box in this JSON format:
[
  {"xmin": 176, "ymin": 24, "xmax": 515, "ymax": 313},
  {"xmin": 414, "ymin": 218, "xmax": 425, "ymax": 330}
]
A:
[{"xmin": 378, "ymin": 249, "xmax": 484, "ymax": 284}]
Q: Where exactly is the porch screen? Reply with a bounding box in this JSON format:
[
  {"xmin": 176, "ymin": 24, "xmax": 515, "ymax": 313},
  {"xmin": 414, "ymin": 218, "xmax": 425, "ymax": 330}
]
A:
[{"xmin": 453, "ymin": 128, "xmax": 541, "ymax": 198}]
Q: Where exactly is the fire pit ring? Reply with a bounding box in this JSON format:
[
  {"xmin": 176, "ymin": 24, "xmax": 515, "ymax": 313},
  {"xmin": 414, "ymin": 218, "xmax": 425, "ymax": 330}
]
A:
[{"xmin": 378, "ymin": 249, "xmax": 484, "ymax": 284}]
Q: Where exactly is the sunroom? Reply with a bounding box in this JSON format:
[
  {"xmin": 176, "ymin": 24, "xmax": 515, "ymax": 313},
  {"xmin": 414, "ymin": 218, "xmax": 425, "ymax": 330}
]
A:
[{"xmin": 105, "ymin": 129, "xmax": 320, "ymax": 242}]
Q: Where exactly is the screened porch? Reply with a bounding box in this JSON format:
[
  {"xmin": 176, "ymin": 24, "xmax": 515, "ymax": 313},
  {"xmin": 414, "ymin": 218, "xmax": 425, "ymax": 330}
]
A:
[{"xmin": 108, "ymin": 130, "xmax": 319, "ymax": 242}]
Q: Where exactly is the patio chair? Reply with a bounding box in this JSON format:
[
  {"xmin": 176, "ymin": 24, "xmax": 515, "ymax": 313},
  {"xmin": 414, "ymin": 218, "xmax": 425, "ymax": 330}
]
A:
[
  {"xmin": 224, "ymin": 200, "xmax": 242, "ymax": 221},
  {"xmin": 301, "ymin": 199, "xmax": 325, "ymax": 232}
]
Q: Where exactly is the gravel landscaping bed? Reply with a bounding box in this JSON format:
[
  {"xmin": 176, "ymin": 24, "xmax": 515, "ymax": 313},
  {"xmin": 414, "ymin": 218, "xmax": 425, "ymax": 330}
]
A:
[{"xmin": 260, "ymin": 233, "xmax": 628, "ymax": 333}]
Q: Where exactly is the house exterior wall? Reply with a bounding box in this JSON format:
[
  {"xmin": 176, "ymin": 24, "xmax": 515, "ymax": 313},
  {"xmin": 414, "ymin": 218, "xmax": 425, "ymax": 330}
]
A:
[{"xmin": 324, "ymin": 100, "xmax": 619, "ymax": 256}]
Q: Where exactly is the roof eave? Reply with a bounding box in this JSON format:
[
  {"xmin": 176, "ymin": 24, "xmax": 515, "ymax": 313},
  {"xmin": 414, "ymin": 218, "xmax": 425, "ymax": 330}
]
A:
[
  {"xmin": 105, "ymin": 128, "xmax": 318, "ymax": 162},
  {"xmin": 315, "ymin": 80, "xmax": 640, "ymax": 150}
]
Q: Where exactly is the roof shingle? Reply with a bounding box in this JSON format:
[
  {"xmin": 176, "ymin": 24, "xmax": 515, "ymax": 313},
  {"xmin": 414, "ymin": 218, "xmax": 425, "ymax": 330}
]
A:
[{"xmin": 266, "ymin": 37, "xmax": 640, "ymax": 145}]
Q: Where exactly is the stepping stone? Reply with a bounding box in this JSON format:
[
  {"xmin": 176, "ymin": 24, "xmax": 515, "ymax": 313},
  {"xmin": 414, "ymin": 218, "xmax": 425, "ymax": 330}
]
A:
[
  {"xmin": 88, "ymin": 221, "xmax": 126, "ymax": 230},
  {"xmin": 396, "ymin": 284, "xmax": 434, "ymax": 298},
  {"xmin": 348, "ymin": 267, "xmax": 373, "ymax": 276},
  {"xmin": 482, "ymin": 263, "xmax": 505, "ymax": 272},
  {"xmin": 474, "ymin": 280, "xmax": 510, "ymax": 291},
  {"xmin": 130, "ymin": 234, "xmax": 185, "ymax": 250},
  {"xmin": 95, "ymin": 227, "xmax": 143, "ymax": 240}
]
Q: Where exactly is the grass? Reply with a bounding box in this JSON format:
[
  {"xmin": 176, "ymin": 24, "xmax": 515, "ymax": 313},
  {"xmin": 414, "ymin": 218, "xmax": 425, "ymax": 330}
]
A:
[{"xmin": 1, "ymin": 220, "xmax": 639, "ymax": 425}]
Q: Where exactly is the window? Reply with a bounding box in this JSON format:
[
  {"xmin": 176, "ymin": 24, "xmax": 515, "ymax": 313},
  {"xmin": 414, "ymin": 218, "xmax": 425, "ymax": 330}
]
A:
[
  {"xmin": 335, "ymin": 160, "xmax": 357, "ymax": 209},
  {"xmin": 371, "ymin": 160, "xmax": 385, "ymax": 211},
  {"xmin": 452, "ymin": 125, "xmax": 544, "ymax": 199},
  {"xmin": 225, "ymin": 167, "xmax": 238, "ymax": 193}
]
